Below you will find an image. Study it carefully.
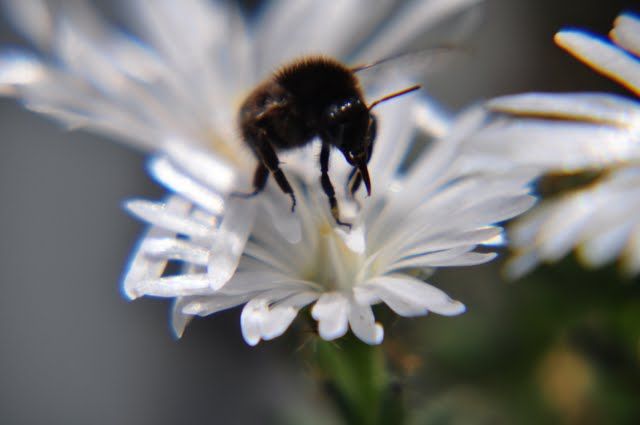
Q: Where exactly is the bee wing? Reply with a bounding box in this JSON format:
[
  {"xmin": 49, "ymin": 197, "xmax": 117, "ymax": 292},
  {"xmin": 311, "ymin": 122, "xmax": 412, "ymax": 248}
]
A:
[{"xmin": 352, "ymin": 47, "xmax": 467, "ymax": 90}]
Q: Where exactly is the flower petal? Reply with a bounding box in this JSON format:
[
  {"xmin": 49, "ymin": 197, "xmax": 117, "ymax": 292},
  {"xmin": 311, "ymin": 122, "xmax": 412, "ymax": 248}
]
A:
[
  {"xmin": 367, "ymin": 275, "xmax": 465, "ymax": 316},
  {"xmin": 165, "ymin": 142, "xmax": 236, "ymax": 194},
  {"xmin": 149, "ymin": 156, "xmax": 224, "ymax": 215},
  {"xmin": 122, "ymin": 196, "xmax": 190, "ymax": 300},
  {"xmin": 348, "ymin": 300, "xmax": 383, "ymax": 345},
  {"xmin": 135, "ymin": 274, "xmax": 212, "ymax": 298},
  {"xmin": 125, "ymin": 199, "xmax": 216, "ymax": 240},
  {"xmin": 142, "ymin": 237, "xmax": 209, "ymax": 265},
  {"xmin": 611, "ymin": 13, "xmax": 640, "ymax": 56},
  {"xmin": 311, "ymin": 293, "xmax": 349, "ymax": 341},
  {"xmin": 555, "ymin": 29, "xmax": 640, "ymax": 96},
  {"xmin": 171, "ymin": 297, "xmax": 194, "ymax": 338},
  {"xmin": 488, "ymin": 92, "xmax": 640, "ymax": 127},
  {"xmin": 207, "ymin": 198, "xmax": 257, "ymax": 290},
  {"xmin": 240, "ymin": 299, "xmax": 266, "ymax": 346}
]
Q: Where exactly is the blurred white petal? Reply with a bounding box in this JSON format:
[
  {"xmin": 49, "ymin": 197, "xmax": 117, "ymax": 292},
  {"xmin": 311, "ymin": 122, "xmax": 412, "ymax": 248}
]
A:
[
  {"xmin": 348, "ymin": 301, "xmax": 383, "ymax": 345},
  {"xmin": 149, "ymin": 156, "xmax": 225, "ymax": 215},
  {"xmin": 555, "ymin": 30, "xmax": 640, "ymax": 96},
  {"xmin": 611, "ymin": 13, "xmax": 640, "ymax": 56},
  {"xmin": 488, "ymin": 92, "xmax": 640, "ymax": 127},
  {"xmin": 2, "ymin": 0, "xmax": 52, "ymax": 48}
]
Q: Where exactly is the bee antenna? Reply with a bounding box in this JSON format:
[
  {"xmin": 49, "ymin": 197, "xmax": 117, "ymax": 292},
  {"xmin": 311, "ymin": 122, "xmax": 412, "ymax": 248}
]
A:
[{"xmin": 368, "ymin": 85, "xmax": 421, "ymax": 110}]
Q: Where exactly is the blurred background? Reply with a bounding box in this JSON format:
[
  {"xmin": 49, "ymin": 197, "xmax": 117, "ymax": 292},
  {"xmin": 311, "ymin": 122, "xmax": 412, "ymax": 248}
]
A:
[{"xmin": 1, "ymin": 0, "xmax": 639, "ymax": 424}]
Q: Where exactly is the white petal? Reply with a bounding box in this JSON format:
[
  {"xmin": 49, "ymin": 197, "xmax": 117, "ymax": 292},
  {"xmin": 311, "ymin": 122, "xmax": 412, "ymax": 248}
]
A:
[
  {"xmin": 165, "ymin": 142, "xmax": 236, "ymax": 194},
  {"xmin": 256, "ymin": 0, "xmax": 395, "ymax": 69},
  {"xmin": 207, "ymin": 198, "xmax": 257, "ymax": 290},
  {"xmin": 372, "ymin": 286, "xmax": 428, "ymax": 317},
  {"xmin": 504, "ymin": 250, "xmax": 541, "ymax": 281},
  {"xmin": 142, "ymin": 237, "xmax": 209, "ymax": 265},
  {"xmin": 403, "ymin": 227, "xmax": 503, "ymax": 257},
  {"xmin": 611, "ymin": 13, "xmax": 640, "ymax": 56},
  {"xmin": 122, "ymin": 196, "xmax": 190, "ymax": 300},
  {"xmin": 2, "ymin": 0, "xmax": 53, "ymax": 48},
  {"xmin": 533, "ymin": 196, "xmax": 596, "ymax": 260},
  {"xmin": 260, "ymin": 305, "xmax": 298, "ymax": 341},
  {"xmin": 222, "ymin": 270, "xmax": 315, "ymax": 296},
  {"xmin": 149, "ymin": 156, "xmax": 224, "ymax": 215},
  {"xmin": 260, "ymin": 187, "xmax": 302, "ymax": 244},
  {"xmin": 368, "ymin": 275, "xmax": 465, "ymax": 316},
  {"xmin": 336, "ymin": 225, "xmax": 366, "ymax": 255},
  {"xmin": 488, "ymin": 92, "xmax": 640, "ymax": 127},
  {"xmin": 467, "ymin": 119, "xmax": 640, "ymax": 172},
  {"xmin": 240, "ymin": 299, "xmax": 265, "ymax": 346},
  {"xmin": 134, "ymin": 274, "xmax": 212, "ymax": 298},
  {"xmin": 0, "ymin": 50, "xmax": 45, "ymax": 94},
  {"xmin": 555, "ymin": 30, "xmax": 640, "ymax": 96},
  {"xmin": 311, "ymin": 293, "xmax": 349, "ymax": 341},
  {"xmin": 390, "ymin": 249, "xmax": 496, "ymax": 271},
  {"xmin": 577, "ymin": 221, "xmax": 633, "ymax": 267},
  {"xmin": 182, "ymin": 293, "xmax": 253, "ymax": 316},
  {"xmin": 171, "ymin": 297, "xmax": 194, "ymax": 338},
  {"xmin": 413, "ymin": 95, "xmax": 453, "ymax": 138},
  {"xmin": 125, "ymin": 199, "xmax": 216, "ymax": 240},
  {"xmin": 348, "ymin": 300, "xmax": 383, "ymax": 345},
  {"xmin": 274, "ymin": 291, "xmax": 320, "ymax": 309}
]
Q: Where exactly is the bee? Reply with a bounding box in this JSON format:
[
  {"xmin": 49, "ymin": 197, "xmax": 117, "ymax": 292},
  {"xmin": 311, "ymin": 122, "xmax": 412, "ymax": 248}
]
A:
[{"xmin": 236, "ymin": 55, "xmax": 420, "ymax": 228}]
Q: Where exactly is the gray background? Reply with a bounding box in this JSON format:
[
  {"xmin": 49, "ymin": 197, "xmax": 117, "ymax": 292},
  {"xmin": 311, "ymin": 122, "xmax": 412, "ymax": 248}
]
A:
[{"xmin": 0, "ymin": 1, "xmax": 637, "ymax": 424}]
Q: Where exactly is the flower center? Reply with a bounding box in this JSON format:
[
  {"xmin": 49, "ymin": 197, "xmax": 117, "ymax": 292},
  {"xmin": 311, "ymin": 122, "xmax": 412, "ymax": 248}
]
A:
[{"xmin": 302, "ymin": 220, "xmax": 366, "ymax": 291}]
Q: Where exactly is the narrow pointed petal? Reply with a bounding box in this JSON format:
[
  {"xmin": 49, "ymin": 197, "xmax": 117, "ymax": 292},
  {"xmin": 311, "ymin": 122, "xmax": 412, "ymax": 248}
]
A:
[
  {"xmin": 207, "ymin": 198, "xmax": 257, "ymax": 290},
  {"xmin": 125, "ymin": 199, "xmax": 216, "ymax": 240},
  {"xmin": 171, "ymin": 297, "xmax": 194, "ymax": 338}
]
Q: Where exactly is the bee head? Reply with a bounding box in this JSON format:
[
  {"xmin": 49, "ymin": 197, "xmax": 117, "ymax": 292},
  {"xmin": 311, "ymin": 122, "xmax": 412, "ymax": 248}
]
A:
[{"xmin": 324, "ymin": 99, "xmax": 376, "ymax": 195}]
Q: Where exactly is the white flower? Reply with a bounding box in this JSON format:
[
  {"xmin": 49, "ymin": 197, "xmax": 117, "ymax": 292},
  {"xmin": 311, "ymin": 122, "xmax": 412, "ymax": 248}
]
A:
[
  {"xmin": 466, "ymin": 13, "xmax": 640, "ymax": 277},
  {"xmin": 125, "ymin": 106, "xmax": 536, "ymax": 345},
  {"xmin": 0, "ymin": 0, "xmax": 538, "ymax": 345},
  {"xmin": 0, "ymin": 0, "xmax": 483, "ymax": 279}
]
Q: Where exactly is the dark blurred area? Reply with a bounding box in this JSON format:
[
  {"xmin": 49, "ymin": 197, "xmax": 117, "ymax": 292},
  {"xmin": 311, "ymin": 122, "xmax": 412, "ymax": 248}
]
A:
[{"xmin": 0, "ymin": 1, "xmax": 639, "ymax": 424}]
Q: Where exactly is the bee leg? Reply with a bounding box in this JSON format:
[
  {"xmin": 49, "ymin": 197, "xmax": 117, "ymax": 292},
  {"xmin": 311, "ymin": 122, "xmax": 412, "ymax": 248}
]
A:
[
  {"xmin": 348, "ymin": 170, "xmax": 363, "ymax": 197},
  {"xmin": 231, "ymin": 162, "xmax": 269, "ymax": 198},
  {"xmin": 255, "ymin": 138, "xmax": 297, "ymax": 212},
  {"xmin": 321, "ymin": 143, "xmax": 351, "ymax": 229}
]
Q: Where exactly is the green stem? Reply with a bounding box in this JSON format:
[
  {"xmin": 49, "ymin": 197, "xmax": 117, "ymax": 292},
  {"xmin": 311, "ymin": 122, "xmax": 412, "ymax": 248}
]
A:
[{"xmin": 310, "ymin": 336, "xmax": 404, "ymax": 425}]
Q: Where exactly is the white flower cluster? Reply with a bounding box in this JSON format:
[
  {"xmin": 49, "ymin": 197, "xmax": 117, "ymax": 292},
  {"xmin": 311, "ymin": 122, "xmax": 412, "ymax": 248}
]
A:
[
  {"xmin": 472, "ymin": 13, "xmax": 640, "ymax": 277},
  {"xmin": 0, "ymin": 0, "xmax": 544, "ymax": 345}
]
